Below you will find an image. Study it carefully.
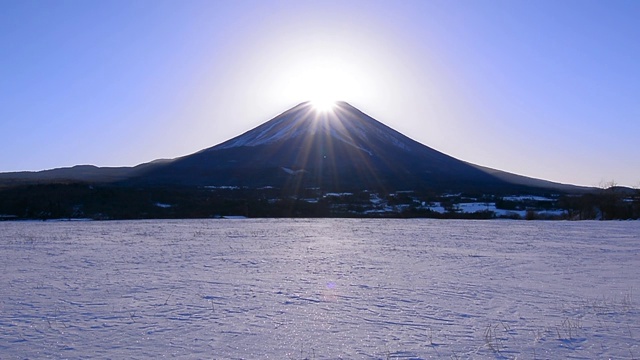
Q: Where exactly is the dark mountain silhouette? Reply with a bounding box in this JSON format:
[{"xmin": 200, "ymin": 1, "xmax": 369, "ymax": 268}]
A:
[
  {"xmin": 1, "ymin": 101, "xmax": 591, "ymax": 194},
  {"xmin": 0, "ymin": 161, "xmax": 170, "ymax": 187},
  {"xmin": 7, "ymin": 101, "xmax": 637, "ymax": 220},
  {"xmin": 125, "ymin": 101, "xmax": 588, "ymax": 194}
]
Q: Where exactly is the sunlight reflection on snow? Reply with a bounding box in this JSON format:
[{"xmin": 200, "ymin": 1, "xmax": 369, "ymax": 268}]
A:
[{"xmin": 0, "ymin": 219, "xmax": 638, "ymax": 359}]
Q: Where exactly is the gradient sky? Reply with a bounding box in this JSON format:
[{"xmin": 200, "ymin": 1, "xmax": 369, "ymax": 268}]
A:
[{"xmin": 1, "ymin": 0, "xmax": 639, "ymax": 187}]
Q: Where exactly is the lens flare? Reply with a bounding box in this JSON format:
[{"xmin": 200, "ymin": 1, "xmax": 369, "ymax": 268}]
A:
[{"xmin": 310, "ymin": 99, "xmax": 337, "ymax": 112}]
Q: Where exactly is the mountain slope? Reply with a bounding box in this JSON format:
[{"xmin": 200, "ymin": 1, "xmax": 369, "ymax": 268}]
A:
[
  {"xmin": 467, "ymin": 163, "xmax": 595, "ymax": 193},
  {"xmin": 1, "ymin": 101, "xmax": 593, "ymax": 195},
  {"xmin": 128, "ymin": 102, "xmax": 531, "ymax": 193},
  {"xmin": 0, "ymin": 160, "xmax": 171, "ymax": 187}
]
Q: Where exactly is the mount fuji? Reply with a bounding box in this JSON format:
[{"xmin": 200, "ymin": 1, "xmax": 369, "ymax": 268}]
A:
[
  {"xmin": 1, "ymin": 101, "xmax": 586, "ymax": 194},
  {"xmin": 122, "ymin": 101, "xmax": 581, "ymax": 194},
  {"xmin": 1, "ymin": 101, "xmax": 607, "ymax": 219}
]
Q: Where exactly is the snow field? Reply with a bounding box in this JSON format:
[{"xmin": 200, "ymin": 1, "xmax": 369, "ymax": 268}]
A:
[{"xmin": 0, "ymin": 219, "xmax": 639, "ymax": 359}]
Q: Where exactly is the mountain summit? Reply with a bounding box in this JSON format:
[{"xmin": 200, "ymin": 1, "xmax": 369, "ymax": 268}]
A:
[
  {"xmin": 131, "ymin": 101, "xmax": 518, "ymax": 193},
  {"xmin": 1, "ymin": 101, "xmax": 605, "ymax": 220},
  {"xmin": 215, "ymin": 101, "xmax": 415, "ymax": 153},
  {"xmin": 0, "ymin": 101, "xmax": 587, "ymax": 195}
]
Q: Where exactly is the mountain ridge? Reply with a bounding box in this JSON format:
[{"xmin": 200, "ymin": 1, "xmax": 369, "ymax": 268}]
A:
[
  {"xmin": 6, "ymin": 101, "xmax": 638, "ymax": 220},
  {"xmin": 1, "ymin": 101, "xmax": 595, "ymax": 194},
  {"xmin": 125, "ymin": 101, "xmax": 592, "ymax": 194}
]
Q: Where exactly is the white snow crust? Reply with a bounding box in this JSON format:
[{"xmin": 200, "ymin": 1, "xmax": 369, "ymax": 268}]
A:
[
  {"xmin": 503, "ymin": 195, "xmax": 555, "ymax": 202},
  {"xmin": 281, "ymin": 167, "xmax": 306, "ymax": 175},
  {"xmin": 215, "ymin": 103, "xmax": 412, "ymax": 156},
  {"xmin": 216, "ymin": 111, "xmax": 310, "ymax": 149},
  {"xmin": 1, "ymin": 219, "xmax": 639, "ymax": 359}
]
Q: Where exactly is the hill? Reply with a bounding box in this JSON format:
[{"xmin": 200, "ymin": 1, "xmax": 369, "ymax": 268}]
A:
[{"xmin": 6, "ymin": 101, "xmax": 635, "ymax": 220}]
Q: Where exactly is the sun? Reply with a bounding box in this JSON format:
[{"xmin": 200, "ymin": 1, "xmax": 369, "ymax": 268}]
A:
[
  {"xmin": 310, "ymin": 98, "xmax": 337, "ymax": 112},
  {"xmin": 274, "ymin": 52, "xmax": 373, "ymax": 111}
]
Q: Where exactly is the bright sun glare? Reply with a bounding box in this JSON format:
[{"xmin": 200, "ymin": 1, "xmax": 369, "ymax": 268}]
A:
[
  {"xmin": 275, "ymin": 53, "xmax": 373, "ymax": 110},
  {"xmin": 311, "ymin": 99, "xmax": 337, "ymax": 112}
]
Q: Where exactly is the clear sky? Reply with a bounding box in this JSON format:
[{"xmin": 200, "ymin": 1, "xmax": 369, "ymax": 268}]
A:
[{"xmin": 1, "ymin": 0, "xmax": 639, "ymax": 187}]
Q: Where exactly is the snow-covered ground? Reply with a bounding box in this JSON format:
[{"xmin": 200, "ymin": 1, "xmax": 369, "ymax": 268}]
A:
[
  {"xmin": 1, "ymin": 219, "xmax": 639, "ymax": 359},
  {"xmin": 502, "ymin": 196, "xmax": 555, "ymax": 202}
]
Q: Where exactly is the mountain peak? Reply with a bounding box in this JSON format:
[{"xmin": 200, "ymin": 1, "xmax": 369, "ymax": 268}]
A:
[
  {"xmin": 213, "ymin": 101, "xmax": 414, "ymax": 154},
  {"xmin": 0, "ymin": 101, "xmax": 595, "ymax": 199}
]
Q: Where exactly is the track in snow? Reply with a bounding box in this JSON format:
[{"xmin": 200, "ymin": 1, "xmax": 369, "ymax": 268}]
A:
[{"xmin": 1, "ymin": 219, "xmax": 639, "ymax": 359}]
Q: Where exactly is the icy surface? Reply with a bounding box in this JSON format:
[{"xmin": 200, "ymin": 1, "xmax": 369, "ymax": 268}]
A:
[{"xmin": 1, "ymin": 219, "xmax": 639, "ymax": 359}]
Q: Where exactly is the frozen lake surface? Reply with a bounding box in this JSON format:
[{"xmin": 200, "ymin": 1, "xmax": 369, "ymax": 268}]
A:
[{"xmin": 1, "ymin": 219, "xmax": 639, "ymax": 359}]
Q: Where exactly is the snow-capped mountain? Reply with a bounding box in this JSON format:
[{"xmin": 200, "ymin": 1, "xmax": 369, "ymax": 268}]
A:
[
  {"xmin": 0, "ymin": 101, "xmax": 590, "ymax": 194},
  {"xmin": 128, "ymin": 101, "xmax": 528, "ymax": 193},
  {"xmin": 214, "ymin": 101, "xmax": 412, "ymax": 154}
]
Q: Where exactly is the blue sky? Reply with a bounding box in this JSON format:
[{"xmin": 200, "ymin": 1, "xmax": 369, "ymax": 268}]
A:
[{"xmin": 1, "ymin": 0, "xmax": 638, "ymax": 187}]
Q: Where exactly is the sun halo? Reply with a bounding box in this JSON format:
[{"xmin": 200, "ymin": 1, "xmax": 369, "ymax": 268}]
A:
[
  {"xmin": 275, "ymin": 54, "xmax": 370, "ymax": 114},
  {"xmin": 310, "ymin": 99, "xmax": 337, "ymax": 113}
]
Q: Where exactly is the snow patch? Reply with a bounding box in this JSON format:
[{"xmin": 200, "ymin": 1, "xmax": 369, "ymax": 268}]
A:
[
  {"xmin": 281, "ymin": 167, "xmax": 306, "ymax": 175},
  {"xmin": 324, "ymin": 192, "xmax": 353, "ymax": 197},
  {"xmin": 503, "ymin": 195, "xmax": 555, "ymax": 202}
]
